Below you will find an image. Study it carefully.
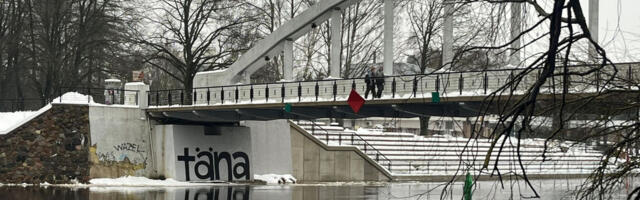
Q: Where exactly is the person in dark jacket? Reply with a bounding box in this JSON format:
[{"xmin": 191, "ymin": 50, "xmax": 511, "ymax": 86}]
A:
[
  {"xmin": 374, "ymin": 67, "xmax": 385, "ymax": 98},
  {"xmin": 364, "ymin": 66, "xmax": 376, "ymax": 99}
]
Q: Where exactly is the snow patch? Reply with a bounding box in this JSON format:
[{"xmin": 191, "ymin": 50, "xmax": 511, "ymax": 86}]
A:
[
  {"xmin": 0, "ymin": 104, "xmax": 51, "ymax": 135},
  {"xmin": 254, "ymin": 174, "xmax": 296, "ymax": 184},
  {"xmin": 89, "ymin": 176, "xmax": 224, "ymax": 187},
  {"xmin": 0, "ymin": 92, "xmax": 100, "ymax": 134},
  {"xmin": 52, "ymin": 92, "xmax": 95, "ymax": 104}
]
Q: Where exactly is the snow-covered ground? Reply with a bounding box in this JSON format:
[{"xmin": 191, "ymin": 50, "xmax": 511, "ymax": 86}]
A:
[
  {"xmin": 0, "ymin": 92, "xmax": 93, "ymax": 135},
  {"xmin": 296, "ymin": 122, "xmax": 624, "ymax": 176},
  {"xmin": 0, "ymin": 110, "xmax": 41, "ymax": 134},
  {"xmin": 0, "ymin": 92, "xmax": 138, "ymax": 135},
  {"xmin": 253, "ymin": 174, "xmax": 296, "ymax": 184},
  {"xmin": 89, "ymin": 176, "xmax": 229, "ymax": 187}
]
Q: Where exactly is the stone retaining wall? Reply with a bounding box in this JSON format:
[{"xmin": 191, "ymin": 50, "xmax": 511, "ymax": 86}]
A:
[{"xmin": 0, "ymin": 105, "xmax": 90, "ymax": 184}]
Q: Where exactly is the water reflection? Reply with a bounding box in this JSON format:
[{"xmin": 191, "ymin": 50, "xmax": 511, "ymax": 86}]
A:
[{"xmin": 0, "ymin": 179, "xmax": 636, "ymax": 200}]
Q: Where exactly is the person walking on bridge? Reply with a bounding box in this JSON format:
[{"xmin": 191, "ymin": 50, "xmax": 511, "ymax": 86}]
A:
[
  {"xmin": 374, "ymin": 67, "xmax": 385, "ymax": 98},
  {"xmin": 364, "ymin": 66, "xmax": 376, "ymax": 99}
]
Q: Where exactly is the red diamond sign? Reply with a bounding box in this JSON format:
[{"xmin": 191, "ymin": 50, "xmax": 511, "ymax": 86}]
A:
[{"xmin": 347, "ymin": 89, "xmax": 365, "ymax": 114}]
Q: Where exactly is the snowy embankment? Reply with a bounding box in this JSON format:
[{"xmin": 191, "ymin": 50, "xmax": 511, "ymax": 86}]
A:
[{"xmin": 0, "ymin": 92, "xmax": 93, "ymax": 135}]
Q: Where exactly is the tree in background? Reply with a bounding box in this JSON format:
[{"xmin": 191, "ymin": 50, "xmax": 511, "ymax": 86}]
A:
[
  {"xmin": 0, "ymin": 0, "xmax": 138, "ymax": 110},
  {"xmin": 138, "ymin": 0, "xmax": 249, "ymax": 103}
]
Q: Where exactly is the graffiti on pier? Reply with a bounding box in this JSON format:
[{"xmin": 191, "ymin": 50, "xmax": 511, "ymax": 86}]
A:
[
  {"xmin": 177, "ymin": 147, "xmax": 250, "ymax": 181},
  {"xmin": 95, "ymin": 142, "xmax": 148, "ymax": 164},
  {"xmin": 113, "ymin": 142, "xmax": 146, "ymax": 153}
]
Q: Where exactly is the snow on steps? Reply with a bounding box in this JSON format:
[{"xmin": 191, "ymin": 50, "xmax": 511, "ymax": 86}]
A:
[{"xmin": 294, "ymin": 121, "xmax": 616, "ymax": 175}]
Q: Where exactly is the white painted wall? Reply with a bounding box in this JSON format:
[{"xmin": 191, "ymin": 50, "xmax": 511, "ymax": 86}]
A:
[
  {"xmin": 154, "ymin": 125, "xmax": 253, "ymax": 182},
  {"xmin": 89, "ymin": 106, "xmax": 153, "ymax": 176},
  {"xmin": 243, "ymin": 120, "xmax": 293, "ymax": 175}
]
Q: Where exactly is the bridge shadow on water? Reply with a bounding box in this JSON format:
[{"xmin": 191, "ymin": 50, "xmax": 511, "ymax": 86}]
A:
[{"xmin": 0, "ymin": 178, "xmax": 638, "ymax": 200}]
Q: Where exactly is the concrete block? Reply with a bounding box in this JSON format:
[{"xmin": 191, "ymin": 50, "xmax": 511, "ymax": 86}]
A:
[
  {"xmin": 363, "ymin": 161, "xmax": 378, "ymax": 181},
  {"xmin": 291, "ymin": 141, "xmax": 304, "ymax": 179},
  {"xmin": 303, "ymin": 138, "xmax": 320, "ymax": 181},
  {"xmin": 318, "ymin": 150, "xmax": 335, "ymax": 181},
  {"xmin": 349, "ymin": 152, "xmax": 364, "ymax": 181},
  {"xmin": 334, "ymin": 151, "xmax": 351, "ymax": 180}
]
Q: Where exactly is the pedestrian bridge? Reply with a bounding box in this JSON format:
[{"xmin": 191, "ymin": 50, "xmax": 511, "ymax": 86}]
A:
[{"xmin": 146, "ymin": 63, "xmax": 640, "ymax": 123}]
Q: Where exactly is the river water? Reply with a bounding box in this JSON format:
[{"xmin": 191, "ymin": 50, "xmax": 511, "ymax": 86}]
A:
[{"xmin": 0, "ymin": 178, "xmax": 636, "ymax": 200}]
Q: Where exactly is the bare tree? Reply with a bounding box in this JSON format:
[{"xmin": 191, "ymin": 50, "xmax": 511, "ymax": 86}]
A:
[
  {"xmin": 433, "ymin": 0, "xmax": 635, "ymax": 199},
  {"xmin": 139, "ymin": 0, "xmax": 248, "ymax": 101}
]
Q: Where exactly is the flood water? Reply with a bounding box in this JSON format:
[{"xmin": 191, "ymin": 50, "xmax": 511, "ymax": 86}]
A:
[{"xmin": 0, "ymin": 178, "xmax": 637, "ymax": 200}]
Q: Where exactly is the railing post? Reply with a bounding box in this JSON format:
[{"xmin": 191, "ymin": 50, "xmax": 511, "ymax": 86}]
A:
[
  {"xmin": 332, "ymin": 81, "xmax": 337, "ymax": 101},
  {"xmin": 265, "ymin": 84, "xmax": 270, "ymax": 102},
  {"xmin": 435, "ymin": 75, "xmax": 440, "ymax": 92},
  {"xmin": 392, "ymin": 78, "xmax": 396, "ymax": 98},
  {"xmin": 180, "ymin": 90, "xmax": 184, "ymax": 105},
  {"xmin": 193, "ymin": 90, "xmax": 197, "ymax": 105},
  {"xmin": 147, "ymin": 91, "xmax": 151, "ymax": 107},
  {"xmin": 281, "ymin": 83, "xmax": 285, "ymax": 103},
  {"xmin": 325, "ymin": 130, "xmax": 329, "ymax": 143},
  {"xmin": 155, "ymin": 92, "xmax": 159, "ymax": 106},
  {"xmin": 250, "ymin": 86, "xmax": 254, "ymax": 102},
  {"xmin": 412, "ymin": 77, "xmax": 417, "ymax": 97},
  {"xmin": 298, "ymin": 82, "xmax": 302, "ymax": 102},
  {"xmin": 314, "ymin": 82, "xmax": 319, "ymax": 101},
  {"xmin": 376, "ymin": 153, "xmax": 379, "ymax": 162},
  {"xmin": 220, "ymin": 87, "xmax": 225, "ymax": 104},
  {"xmin": 207, "ymin": 88, "xmax": 210, "ymax": 105},
  {"xmin": 484, "ymin": 72, "xmax": 488, "ymax": 94},
  {"xmin": 235, "ymin": 86, "xmax": 239, "ymax": 103},
  {"xmin": 459, "ymin": 73, "xmax": 464, "ymax": 95},
  {"xmin": 388, "ymin": 162, "xmax": 391, "ymax": 172},
  {"xmin": 351, "ymin": 133, "xmax": 354, "ymax": 145},
  {"xmin": 168, "ymin": 91, "xmax": 172, "ymax": 106},
  {"xmin": 364, "ymin": 144, "xmax": 367, "ymax": 153},
  {"xmin": 88, "ymin": 88, "xmax": 91, "ymax": 104}
]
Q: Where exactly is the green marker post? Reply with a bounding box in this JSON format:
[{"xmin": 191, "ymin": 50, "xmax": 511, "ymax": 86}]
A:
[
  {"xmin": 284, "ymin": 103, "xmax": 292, "ymax": 112},
  {"xmin": 431, "ymin": 92, "xmax": 440, "ymax": 103}
]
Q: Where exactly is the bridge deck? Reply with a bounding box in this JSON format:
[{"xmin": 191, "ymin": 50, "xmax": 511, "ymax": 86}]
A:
[{"xmin": 148, "ymin": 63, "xmax": 640, "ymax": 123}]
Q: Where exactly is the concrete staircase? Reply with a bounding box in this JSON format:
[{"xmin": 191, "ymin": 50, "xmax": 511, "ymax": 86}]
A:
[{"xmin": 295, "ymin": 121, "xmax": 616, "ymax": 176}]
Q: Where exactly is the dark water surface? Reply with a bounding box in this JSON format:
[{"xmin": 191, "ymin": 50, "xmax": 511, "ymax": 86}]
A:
[{"xmin": 0, "ymin": 179, "xmax": 636, "ymax": 200}]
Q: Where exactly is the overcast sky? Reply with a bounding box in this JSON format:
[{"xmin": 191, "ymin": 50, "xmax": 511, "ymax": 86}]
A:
[{"xmin": 586, "ymin": 0, "xmax": 640, "ymax": 62}]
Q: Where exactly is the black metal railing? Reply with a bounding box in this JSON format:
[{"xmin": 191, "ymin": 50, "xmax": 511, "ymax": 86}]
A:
[
  {"xmin": 305, "ymin": 121, "xmax": 393, "ymax": 172},
  {"xmin": 1, "ymin": 87, "xmax": 140, "ymax": 112},
  {"xmin": 147, "ymin": 63, "xmax": 640, "ymax": 107}
]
